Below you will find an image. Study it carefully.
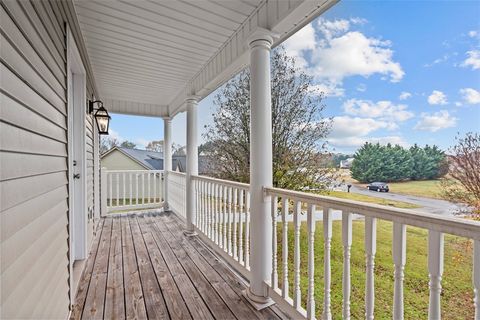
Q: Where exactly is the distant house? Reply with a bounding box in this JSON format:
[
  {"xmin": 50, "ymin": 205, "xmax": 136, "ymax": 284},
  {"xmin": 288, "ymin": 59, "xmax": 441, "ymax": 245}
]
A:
[
  {"xmin": 101, "ymin": 147, "xmax": 209, "ymax": 174},
  {"xmin": 340, "ymin": 157, "xmax": 355, "ymax": 169}
]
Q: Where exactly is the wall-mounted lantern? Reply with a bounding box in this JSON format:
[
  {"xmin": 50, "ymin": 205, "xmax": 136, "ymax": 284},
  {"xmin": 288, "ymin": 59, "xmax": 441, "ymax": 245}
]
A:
[{"xmin": 88, "ymin": 100, "xmax": 111, "ymax": 135}]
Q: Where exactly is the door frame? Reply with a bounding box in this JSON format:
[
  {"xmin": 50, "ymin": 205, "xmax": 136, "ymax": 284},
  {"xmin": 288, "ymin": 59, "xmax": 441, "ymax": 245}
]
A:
[{"xmin": 67, "ymin": 26, "xmax": 87, "ymax": 297}]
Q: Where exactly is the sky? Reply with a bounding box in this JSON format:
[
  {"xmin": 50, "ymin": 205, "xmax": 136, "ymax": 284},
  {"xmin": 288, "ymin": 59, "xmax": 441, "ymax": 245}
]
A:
[{"xmin": 108, "ymin": 1, "xmax": 480, "ymax": 154}]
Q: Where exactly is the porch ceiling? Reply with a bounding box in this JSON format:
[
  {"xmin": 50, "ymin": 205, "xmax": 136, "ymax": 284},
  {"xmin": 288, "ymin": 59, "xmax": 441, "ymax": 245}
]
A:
[{"xmin": 73, "ymin": 0, "xmax": 338, "ymax": 117}]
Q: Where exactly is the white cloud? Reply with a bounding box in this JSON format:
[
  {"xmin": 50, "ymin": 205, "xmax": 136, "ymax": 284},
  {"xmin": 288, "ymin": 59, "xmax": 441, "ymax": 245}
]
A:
[
  {"xmin": 312, "ymin": 31, "xmax": 404, "ymax": 83},
  {"xmin": 285, "ymin": 17, "xmax": 403, "ymax": 97},
  {"xmin": 468, "ymin": 30, "xmax": 478, "ymax": 38},
  {"xmin": 455, "ymin": 101, "xmax": 463, "ymax": 107},
  {"xmin": 460, "ymin": 88, "xmax": 480, "ymax": 104},
  {"xmin": 283, "ymin": 23, "xmax": 316, "ymax": 69},
  {"xmin": 343, "ymin": 99, "xmax": 414, "ymax": 122},
  {"xmin": 109, "ymin": 129, "xmax": 124, "ymax": 142},
  {"xmin": 356, "ymin": 83, "xmax": 367, "ymax": 92},
  {"xmin": 414, "ymin": 110, "xmax": 457, "ymax": 132},
  {"xmin": 328, "ymin": 116, "xmax": 408, "ymax": 148},
  {"xmin": 309, "ymin": 82, "xmax": 345, "ymax": 97},
  {"xmin": 461, "ymin": 50, "xmax": 480, "ymax": 70},
  {"xmin": 427, "ymin": 90, "xmax": 448, "ymax": 105},
  {"xmin": 399, "ymin": 91, "xmax": 412, "ymax": 100}
]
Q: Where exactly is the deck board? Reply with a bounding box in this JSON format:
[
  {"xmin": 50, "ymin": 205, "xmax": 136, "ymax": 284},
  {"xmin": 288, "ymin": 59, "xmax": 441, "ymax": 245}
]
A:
[{"xmin": 72, "ymin": 213, "xmax": 288, "ymax": 320}]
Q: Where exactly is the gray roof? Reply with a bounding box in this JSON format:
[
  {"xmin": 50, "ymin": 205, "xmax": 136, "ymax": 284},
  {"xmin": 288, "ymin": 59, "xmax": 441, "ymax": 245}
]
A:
[{"xmin": 118, "ymin": 147, "xmax": 164, "ymax": 170}]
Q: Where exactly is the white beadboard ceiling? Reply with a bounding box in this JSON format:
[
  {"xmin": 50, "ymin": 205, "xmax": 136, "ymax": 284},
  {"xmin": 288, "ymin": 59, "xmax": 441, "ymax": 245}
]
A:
[{"xmin": 73, "ymin": 0, "xmax": 338, "ymax": 117}]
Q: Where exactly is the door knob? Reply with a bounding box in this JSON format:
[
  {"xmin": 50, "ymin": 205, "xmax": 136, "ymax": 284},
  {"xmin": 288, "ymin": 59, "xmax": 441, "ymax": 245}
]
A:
[{"xmin": 73, "ymin": 174, "xmax": 81, "ymax": 179}]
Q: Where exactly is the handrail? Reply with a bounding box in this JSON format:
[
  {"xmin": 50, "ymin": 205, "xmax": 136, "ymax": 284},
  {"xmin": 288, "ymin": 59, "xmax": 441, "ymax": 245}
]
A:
[
  {"xmin": 167, "ymin": 170, "xmax": 186, "ymax": 176},
  {"xmin": 106, "ymin": 169, "xmax": 163, "ymax": 173},
  {"xmin": 264, "ymin": 186, "xmax": 480, "ymax": 240},
  {"xmin": 192, "ymin": 174, "xmax": 250, "ymax": 190}
]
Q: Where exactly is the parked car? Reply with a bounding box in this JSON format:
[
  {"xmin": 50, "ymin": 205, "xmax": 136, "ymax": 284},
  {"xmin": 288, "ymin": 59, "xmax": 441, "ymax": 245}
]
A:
[{"xmin": 367, "ymin": 182, "xmax": 389, "ymax": 192}]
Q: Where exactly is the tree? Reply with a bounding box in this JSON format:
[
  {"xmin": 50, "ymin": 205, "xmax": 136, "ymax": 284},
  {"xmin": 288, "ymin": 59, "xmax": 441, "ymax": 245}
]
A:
[
  {"xmin": 203, "ymin": 46, "xmax": 335, "ymax": 191},
  {"xmin": 146, "ymin": 140, "xmax": 164, "ymax": 152},
  {"xmin": 120, "ymin": 140, "xmax": 136, "ymax": 149},
  {"xmin": 100, "ymin": 136, "xmax": 119, "ymax": 154},
  {"xmin": 441, "ymin": 132, "xmax": 480, "ymax": 218},
  {"xmin": 172, "ymin": 143, "xmax": 186, "ymax": 156},
  {"xmin": 351, "ymin": 143, "xmax": 413, "ymax": 183}
]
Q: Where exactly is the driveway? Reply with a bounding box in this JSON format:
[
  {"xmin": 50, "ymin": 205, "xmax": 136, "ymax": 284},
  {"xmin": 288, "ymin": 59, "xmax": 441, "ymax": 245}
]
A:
[{"xmin": 348, "ymin": 185, "xmax": 462, "ymax": 216}]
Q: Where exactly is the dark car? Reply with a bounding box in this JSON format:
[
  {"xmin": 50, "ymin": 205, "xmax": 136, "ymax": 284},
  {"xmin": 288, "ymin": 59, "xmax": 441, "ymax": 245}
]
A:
[{"xmin": 367, "ymin": 182, "xmax": 389, "ymax": 192}]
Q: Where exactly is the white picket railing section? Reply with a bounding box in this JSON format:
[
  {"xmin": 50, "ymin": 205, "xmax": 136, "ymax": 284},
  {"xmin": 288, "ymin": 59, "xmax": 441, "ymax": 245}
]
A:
[
  {"xmin": 264, "ymin": 186, "xmax": 480, "ymax": 320},
  {"xmin": 105, "ymin": 170, "xmax": 164, "ymax": 213},
  {"xmin": 192, "ymin": 175, "xmax": 252, "ymax": 278},
  {"xmin": 167, "ymin": 171, "xmax": 186, "ymax": 219}
]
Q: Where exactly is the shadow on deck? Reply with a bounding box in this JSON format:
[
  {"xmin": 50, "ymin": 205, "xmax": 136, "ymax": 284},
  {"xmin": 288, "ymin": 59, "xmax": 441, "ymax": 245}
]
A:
[{"xmin": 71, "ymin": 212, "xmax": 286, "ymax": 319}]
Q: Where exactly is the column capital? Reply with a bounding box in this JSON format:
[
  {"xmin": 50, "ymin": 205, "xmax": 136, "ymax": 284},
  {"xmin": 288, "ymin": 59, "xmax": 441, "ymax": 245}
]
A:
[
  {"xmin": 185, "ymin": 95, "xmax": 201, "ymax": 104},
  {"xmin": 247, "ymin": 28, "xmax": 277, "ymax": 48},
  {"xmin": 162, "ymin": 116, "xmax": 172, "ymax": 121}
]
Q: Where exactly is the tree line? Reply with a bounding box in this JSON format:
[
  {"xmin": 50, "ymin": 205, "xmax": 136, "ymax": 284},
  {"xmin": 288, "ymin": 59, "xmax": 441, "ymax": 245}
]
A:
[{"xmin": 351, "ymin": 143, "xmax": 448, "ymax": 183}]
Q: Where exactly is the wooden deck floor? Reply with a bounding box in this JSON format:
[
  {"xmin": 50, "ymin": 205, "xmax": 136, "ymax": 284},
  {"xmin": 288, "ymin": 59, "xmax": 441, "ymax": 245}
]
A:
[{"xmin": 72, "ymin": 212, "xmax": 286, "ymax": 319}]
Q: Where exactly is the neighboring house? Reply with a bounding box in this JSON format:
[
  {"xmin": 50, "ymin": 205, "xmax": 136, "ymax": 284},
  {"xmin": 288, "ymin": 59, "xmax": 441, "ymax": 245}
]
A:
[
  {"xmin": 101, "ymin": 147, "xmax": 164, "ymax": 170},
  {"xmin": 340, "ymin": 157, "xmax": 355, "ymax": 169},
  {"xmin": 101, "ymin": 147, "xmax": 210, "ymax": 174}
]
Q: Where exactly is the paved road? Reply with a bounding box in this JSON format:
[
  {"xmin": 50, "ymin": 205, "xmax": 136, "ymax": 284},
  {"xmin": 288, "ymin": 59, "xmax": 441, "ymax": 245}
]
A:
[{"xmin": 348, "ymin": 185, "xmax": 462, "ymax": 216}]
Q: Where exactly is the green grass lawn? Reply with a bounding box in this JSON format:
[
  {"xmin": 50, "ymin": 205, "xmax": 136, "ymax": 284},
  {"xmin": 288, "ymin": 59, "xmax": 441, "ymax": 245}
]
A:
[
  {"xmin": 326, "ymin": 191, "xmax": 420, "ymax": 209},
  {"xmin": 277, "ymin": 219, "xmax": 474, "ymax": 319},
  {"xmin": 384, "ymin": 180, "xmax": 444, "ymax": 199}
]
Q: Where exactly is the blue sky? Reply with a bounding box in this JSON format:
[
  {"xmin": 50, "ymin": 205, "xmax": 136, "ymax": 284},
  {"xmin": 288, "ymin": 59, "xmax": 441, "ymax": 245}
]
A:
[{"xmin": 108, "ymin": 1, "xmax": 480, "ymax": 154}]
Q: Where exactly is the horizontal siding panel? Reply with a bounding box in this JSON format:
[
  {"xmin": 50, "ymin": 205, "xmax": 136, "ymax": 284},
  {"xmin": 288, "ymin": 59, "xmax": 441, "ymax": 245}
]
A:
[
  {"xmin": 1, "ymin": 185, "xmax": 66, "ymax": 242},
  {"xmin": 0, "ymin": 7, "xmax": 65, "ymax": 90},
  {"xmin": 1, "ymin": 2, "xmax": 65, "ymax": 77},
  {"xmin": 1, "ymin": 63, "xmax": 67, "ymax": 123},
  {"xmin": 0, "ymin": 122, "xmax": 67, "ymax": 157},
  {"xmin": 1, "ymin": 218, "xmax": 68, "ymax": 319},
  {"xmin": 1, "ymin": 200, "xmax": 67, "ymax": 271},
  {"xmin": 0, "ymin": 171, "xmax": 67, "ymax": 212},
  {"xmin": 0, "ymin": 151, "xmax": 67, "ymax": 182},
  {"xmin": 1, "ymin": 38, "xmax": 65, "ymax": 109},
  {"xmin": 33, "ymin": 1, "xmax": 64, "ymax": 46},
  {"xmin": 20, "ymin": 1, "xmax": 65, "ymax": 61},
  {"xmin": 0, "ymin": 93, "xmax": 67, "ymax": 144}
]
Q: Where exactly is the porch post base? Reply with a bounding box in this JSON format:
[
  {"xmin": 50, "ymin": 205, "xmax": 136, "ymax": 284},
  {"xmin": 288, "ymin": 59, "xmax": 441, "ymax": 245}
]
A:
[
  {"xmin": 242, "ymin": 288, "xmax": 275, "ymax": 310},
  {"xmin": 183, "ymin": 230, "xmax": 198, "ymax": 237}
]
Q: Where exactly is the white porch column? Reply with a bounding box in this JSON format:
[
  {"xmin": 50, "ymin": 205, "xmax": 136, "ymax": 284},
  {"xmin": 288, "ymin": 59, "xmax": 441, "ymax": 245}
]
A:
[
  {"xmin": 163, "ymin": 117, "xmax": 172, "ymax": 211},
  {"xmin": 245, "ymin": 29, "xmax": 274, "ymax": 308},
  {"xmin": 185, "ymin": 97, "xmax": 199, "ymax": 235}
]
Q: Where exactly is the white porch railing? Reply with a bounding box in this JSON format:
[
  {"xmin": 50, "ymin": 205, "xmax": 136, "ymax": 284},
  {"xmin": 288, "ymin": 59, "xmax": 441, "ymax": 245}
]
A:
[
  {"xmin": 185, "ymin": 175, "xmax": 480, "ymax": 320},
  {"xmin": 264, "ymin": 186, "xmax": 480, "ymax": 320},
  {"xmin": 167, "ymin": 171, "xmax": 186, "ymax": 219},
  {"xmin": 104, "ymin": 169, "xmax": 164, "ymax": 213},
  {"xmin": 192, "ymin": 175, "xmax": 252, "ymax": 278}
]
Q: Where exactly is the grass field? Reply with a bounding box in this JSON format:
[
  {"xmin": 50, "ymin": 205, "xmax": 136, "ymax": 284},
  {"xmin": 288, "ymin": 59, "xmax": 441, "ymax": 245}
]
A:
[
  {"xmin": 385, "ymin": 180, "xmax": 444, "ymax": 199},
  {"xmin": 325, "ymin": 191, "xmax": 420, "ymax": 209},
  {"xmin": 277, "ymin": 219, "xmax": 474, "ymax": 319}
]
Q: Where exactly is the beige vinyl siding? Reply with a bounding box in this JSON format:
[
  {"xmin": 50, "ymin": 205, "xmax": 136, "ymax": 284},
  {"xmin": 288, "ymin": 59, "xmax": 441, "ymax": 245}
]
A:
[
  {"xmin": 0, "ymin": 0, "xmax": 99, "ymax": 318},
  {"xmin": 101, "ymin": 149, "xmax": 148, "ymax": 171}
]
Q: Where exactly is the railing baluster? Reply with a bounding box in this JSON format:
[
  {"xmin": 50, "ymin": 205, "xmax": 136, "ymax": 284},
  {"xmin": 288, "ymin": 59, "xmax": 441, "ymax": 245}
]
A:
[
  {"xmin": 342, "ymin": 210, "xmax": 352, "ymax": 320},
  {"xmin": 233, "ymin": 188, "xmax": 238, "ymax": 260},
  {"xmin": 209, "ymin": 182, "xmax": 213, "ymax": 239},
  {"xmin": 365, "ymin": 216, "xmax": 377, "ymax": 320},
  {"xmin": 428, "ymin": 230, "xmax": 444, "ymax": 320},
  {"xmin": 271, "ymin": 196, "xmax": 279, "ymax": 290},
  {"xmin": 109, "ymin": 173, "xmax": 112, "ymax": 206},
  {"xmin": 135, "ymin": 173, "xmax": 139, "ymax": 205},
  {"xmin": 239, "ymin": 189, "xmax": 244, "ymax": 265},
  {"xmin": 129, "ymin": 173, "xmax": 133, "ymax": 205},
  {"xmin": 245, "ymin": 191, "xmax": 250, "ymax": 269},
  {"xmin": 148, "ymin": 172, "xmax": 151, "ymax": 203},
  {"xmin": 393, "ymin": 222, "xmax": 407, "ymax": 320},
  {"xmin": 307, "ymin": 203, "xmax": 316, "ymax": 320},
  {"xmin": 116, "ymin": 173, "xmax": 119, "ymax": 206},
  {"xmin": 323, "ymin": 207, "xmax": 332, "ymax": 320},
  {"xmin": 282, "ymin": 197, "xmax": 289, "ymax": 298},
  {"xmin": 474, "ymin": 239, "xmax": 479, "ymax": 320},
  {"xmin": 293, "ymin": 200, "xmax": 301, "ymax": 309},
  {"xmin": 153, "ymin": 172, "xmax": 157, "ymax": 203},
  {"xmin": 223, "ymin": 185, "xmax": 227, "ymax": 249},
  {"xmin": 122, "ymin": 172, "xmax": 126, "ymax": 206},
  {"xmin": 227, "ymin": 186, "xmax": 232, "ymax": 255}
]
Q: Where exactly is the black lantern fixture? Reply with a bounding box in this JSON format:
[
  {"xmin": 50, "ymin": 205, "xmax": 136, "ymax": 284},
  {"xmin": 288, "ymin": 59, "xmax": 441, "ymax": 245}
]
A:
[{"xmin": 88, "ymin": 100, "xmax": 111, "ymax": 135}]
